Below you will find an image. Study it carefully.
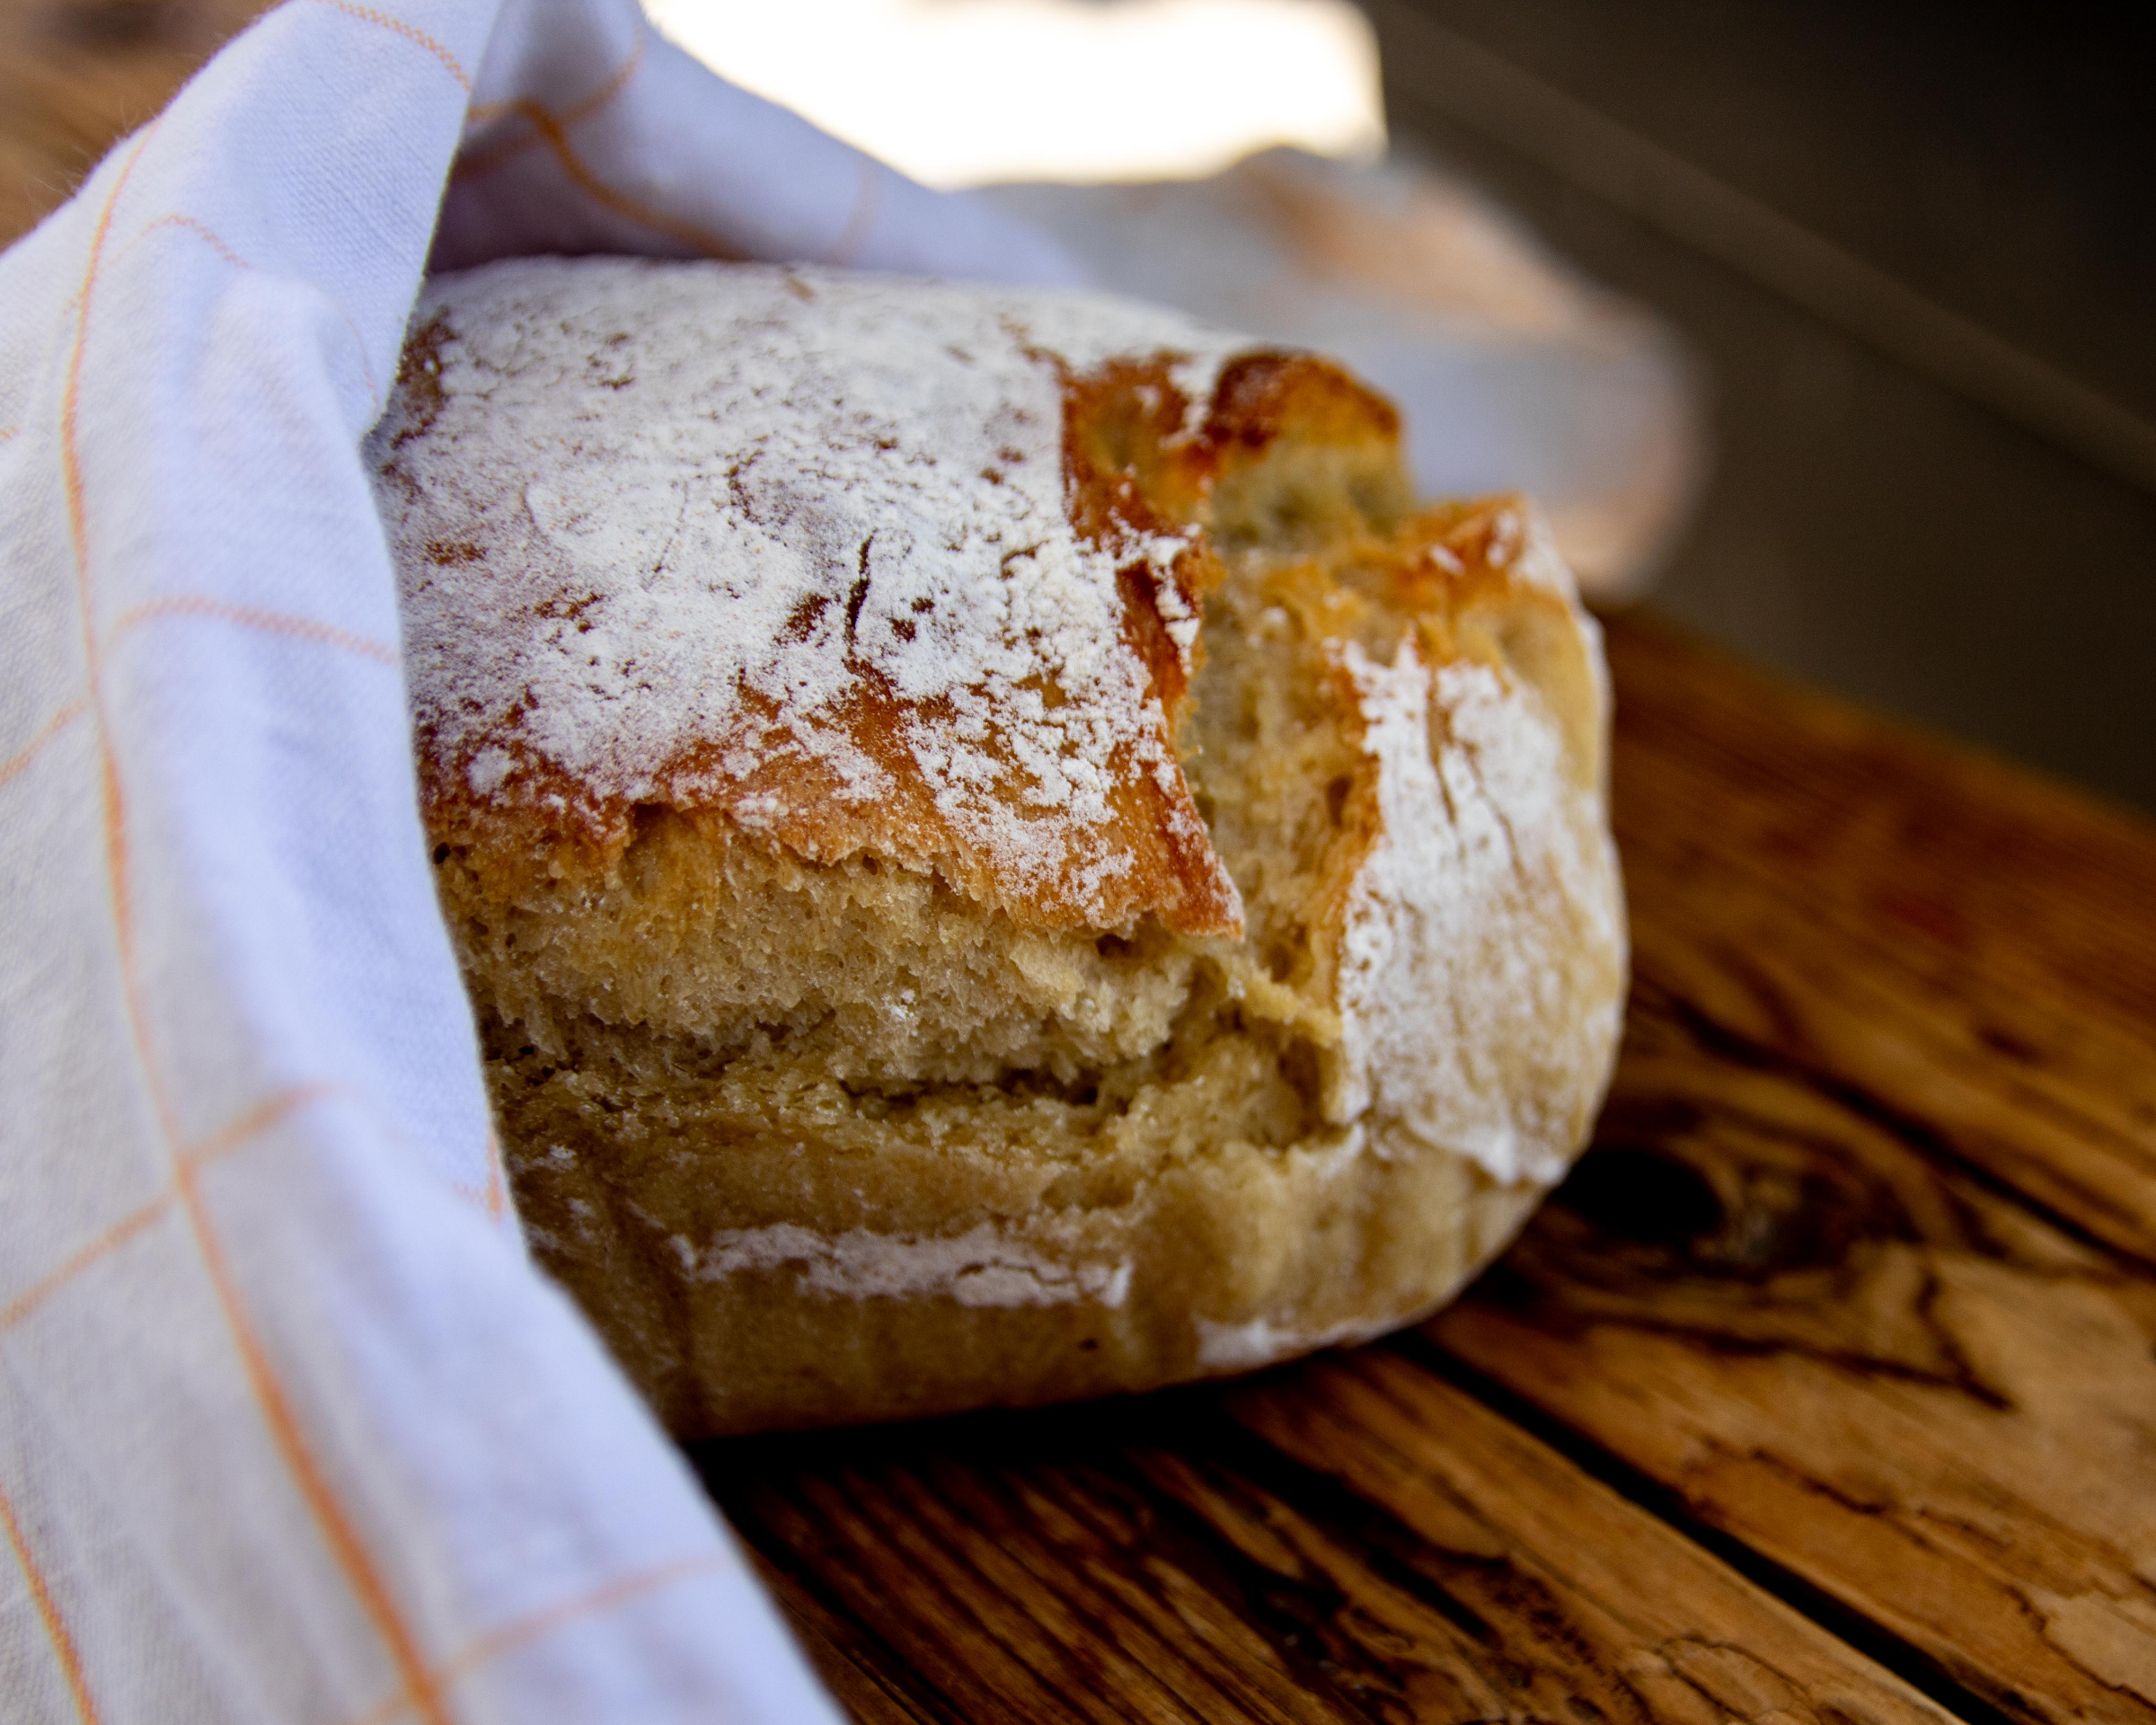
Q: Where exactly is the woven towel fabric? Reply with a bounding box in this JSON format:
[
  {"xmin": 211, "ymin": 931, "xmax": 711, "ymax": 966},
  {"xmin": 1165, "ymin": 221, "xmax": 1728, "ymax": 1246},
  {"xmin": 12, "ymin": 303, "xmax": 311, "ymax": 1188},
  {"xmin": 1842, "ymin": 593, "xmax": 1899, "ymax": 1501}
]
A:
[{"xmin": 0, "ymin": 3, "xmax": 1077, "ymax": 1719}]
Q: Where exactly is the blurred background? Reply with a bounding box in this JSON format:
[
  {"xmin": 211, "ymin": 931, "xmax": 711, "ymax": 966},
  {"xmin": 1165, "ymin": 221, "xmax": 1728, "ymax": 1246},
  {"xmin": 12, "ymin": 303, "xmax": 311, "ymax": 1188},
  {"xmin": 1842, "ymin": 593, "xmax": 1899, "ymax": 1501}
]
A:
[{"xmin": 7, "ymin": 0, "xmax": 2152, "ymax": 813}]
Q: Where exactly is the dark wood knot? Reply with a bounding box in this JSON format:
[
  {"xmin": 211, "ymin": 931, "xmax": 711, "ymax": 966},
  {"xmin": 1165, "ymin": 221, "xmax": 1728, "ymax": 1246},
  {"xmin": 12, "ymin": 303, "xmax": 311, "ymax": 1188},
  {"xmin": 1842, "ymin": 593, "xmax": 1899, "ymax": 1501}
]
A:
[{"xmin": 1554, "ymin": 1145, "xmax": 1724, "ymax": 1248}]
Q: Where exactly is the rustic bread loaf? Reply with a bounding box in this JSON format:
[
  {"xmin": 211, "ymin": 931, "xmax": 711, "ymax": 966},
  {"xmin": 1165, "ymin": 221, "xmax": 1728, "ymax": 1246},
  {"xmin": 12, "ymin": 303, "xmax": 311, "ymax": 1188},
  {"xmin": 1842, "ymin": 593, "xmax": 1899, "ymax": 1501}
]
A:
[{"xmin": 369, "ymin": 256, "xmax": 1626, "ymax": 1436}]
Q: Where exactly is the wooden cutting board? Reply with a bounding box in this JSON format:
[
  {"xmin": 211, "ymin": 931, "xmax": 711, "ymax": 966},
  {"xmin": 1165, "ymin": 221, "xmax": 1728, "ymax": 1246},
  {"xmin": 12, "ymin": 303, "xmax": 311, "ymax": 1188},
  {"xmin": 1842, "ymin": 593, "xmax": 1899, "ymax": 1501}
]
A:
[{"xmin": 13, "ymin": 13, "xmax": 2155, "ymax": 1720}]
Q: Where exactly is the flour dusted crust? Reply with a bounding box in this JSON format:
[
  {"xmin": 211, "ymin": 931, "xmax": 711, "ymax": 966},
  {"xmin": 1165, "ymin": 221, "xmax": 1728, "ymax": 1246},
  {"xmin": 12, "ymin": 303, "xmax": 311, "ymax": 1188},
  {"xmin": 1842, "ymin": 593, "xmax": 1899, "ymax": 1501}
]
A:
[
  {"xmin": 385, "ymin": 258, "xmax": 1245, "ymax": 936},
  {"xmin": 372, "ymin": 257, "xmax": 1627, "ymax": 1436}
]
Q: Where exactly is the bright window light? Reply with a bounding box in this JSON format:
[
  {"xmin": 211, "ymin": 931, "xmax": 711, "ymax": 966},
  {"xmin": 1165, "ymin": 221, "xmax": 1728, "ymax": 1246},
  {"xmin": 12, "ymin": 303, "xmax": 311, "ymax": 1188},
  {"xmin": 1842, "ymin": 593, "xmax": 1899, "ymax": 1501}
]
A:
[{"xmin": 644, "ymin": 0, "xmax": 1387, "ymax": 187}]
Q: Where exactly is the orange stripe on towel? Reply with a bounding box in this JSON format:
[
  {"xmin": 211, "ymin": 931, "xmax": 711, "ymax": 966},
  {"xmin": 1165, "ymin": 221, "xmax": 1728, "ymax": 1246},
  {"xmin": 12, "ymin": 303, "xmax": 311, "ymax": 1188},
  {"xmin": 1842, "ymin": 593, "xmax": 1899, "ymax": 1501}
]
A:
[
  {"xmin": 305, "ymin": 0, "xmax": 471, "ymax": 92},
  {"xmin": 0, "ymin": 1476, "xmax": 102, "ymax": 1724},
  {"xmin": 105, "ymin": 594, "xmax": 398, "ymax": 668}
]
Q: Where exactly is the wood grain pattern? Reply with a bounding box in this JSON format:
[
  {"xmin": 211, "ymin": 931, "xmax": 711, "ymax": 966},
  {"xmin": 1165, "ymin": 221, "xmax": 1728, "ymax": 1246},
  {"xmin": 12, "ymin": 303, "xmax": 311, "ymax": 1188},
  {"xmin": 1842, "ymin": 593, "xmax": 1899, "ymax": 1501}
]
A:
[
  {"xmin": 1437, "ymin": 985, "xmax": 2156, "ymax": 1724},
  {"xmin": 1600, "ymin": 622, "xmax": 2156, "ymax": 1261},
  {"xmin": 702, "ymin": 1356, "xmax": 1956, "ymax": 1725}
]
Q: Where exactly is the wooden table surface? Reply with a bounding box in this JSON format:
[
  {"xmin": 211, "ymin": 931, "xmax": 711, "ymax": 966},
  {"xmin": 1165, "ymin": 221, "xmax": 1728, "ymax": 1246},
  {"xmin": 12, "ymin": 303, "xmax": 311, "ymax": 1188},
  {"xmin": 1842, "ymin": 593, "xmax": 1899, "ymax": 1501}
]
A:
[{"xmin": 13, "ymin": 14, "xmax": 2156, "ymax": 1722}]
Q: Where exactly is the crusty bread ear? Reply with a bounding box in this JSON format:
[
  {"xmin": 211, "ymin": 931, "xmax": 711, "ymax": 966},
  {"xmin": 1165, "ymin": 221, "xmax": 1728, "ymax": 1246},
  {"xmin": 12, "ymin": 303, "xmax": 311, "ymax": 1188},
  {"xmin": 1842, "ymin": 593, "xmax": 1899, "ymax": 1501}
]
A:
[
  {"xmin": 1203, "ymin": 351, "xmax": 1415, "ymax": 553},
  {"xmin": 376, "ymin": 259, "xmax": 1625, "ymax": 1436}
]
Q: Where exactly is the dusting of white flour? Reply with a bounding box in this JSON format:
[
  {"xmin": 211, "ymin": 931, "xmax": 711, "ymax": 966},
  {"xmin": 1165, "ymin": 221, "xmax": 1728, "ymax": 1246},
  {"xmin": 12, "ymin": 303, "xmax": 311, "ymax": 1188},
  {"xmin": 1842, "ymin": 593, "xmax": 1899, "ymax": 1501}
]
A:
[
  {"xmin": 1330, "ymin": 597, "xmax": 1623, "ymax": 1188},
  {"xmin": 1196, "ymin": 1312, "xmax": 1395, "ymax": 1370},
  {"xmin": 681, "ymin": 1222, "xmax": 1132, "ymax": 1310},
  {"xmin": 370, "ymin": 258, "xmax": 1250, "ymax": 923}
]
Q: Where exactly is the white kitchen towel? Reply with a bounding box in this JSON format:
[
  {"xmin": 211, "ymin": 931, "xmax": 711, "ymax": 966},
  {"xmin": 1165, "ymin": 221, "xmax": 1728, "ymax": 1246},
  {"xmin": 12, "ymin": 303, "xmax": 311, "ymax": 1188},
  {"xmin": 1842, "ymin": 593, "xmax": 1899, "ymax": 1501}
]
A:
[{"xmin": 0, "ymin": 2, "xmax": 1079, "ymax": 1720}]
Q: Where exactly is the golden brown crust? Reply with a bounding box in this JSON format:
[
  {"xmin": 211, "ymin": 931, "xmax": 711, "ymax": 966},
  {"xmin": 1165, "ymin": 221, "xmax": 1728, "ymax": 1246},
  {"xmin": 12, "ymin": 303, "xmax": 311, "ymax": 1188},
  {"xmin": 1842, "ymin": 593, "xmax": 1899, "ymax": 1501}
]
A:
[
  {"xmin": 383, "ymin": 263, "xmax": 1278, "ymax": 939},
  {"xmin": 398, "ymin": 305, "xmax": 1410, "ymax": 948}
]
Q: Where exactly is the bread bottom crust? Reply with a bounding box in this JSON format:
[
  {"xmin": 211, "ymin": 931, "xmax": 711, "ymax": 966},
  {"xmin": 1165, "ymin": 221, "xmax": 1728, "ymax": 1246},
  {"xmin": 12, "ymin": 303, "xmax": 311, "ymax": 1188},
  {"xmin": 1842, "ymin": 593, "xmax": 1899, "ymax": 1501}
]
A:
[{"xmin": 493, "ymin": 1025, "xmax": 1549, "ymax": 1436}]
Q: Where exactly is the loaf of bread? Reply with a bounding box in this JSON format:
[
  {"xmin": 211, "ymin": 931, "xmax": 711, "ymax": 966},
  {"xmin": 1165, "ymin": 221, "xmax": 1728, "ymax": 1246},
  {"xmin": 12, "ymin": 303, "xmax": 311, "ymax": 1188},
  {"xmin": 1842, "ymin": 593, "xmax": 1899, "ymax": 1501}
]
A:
[{"xmin": 368, "ymin": 256, "xmax": 1626, "ymax": 1437}]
